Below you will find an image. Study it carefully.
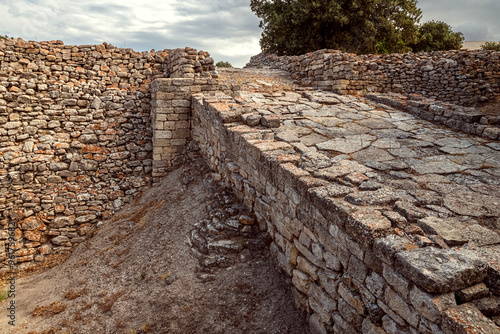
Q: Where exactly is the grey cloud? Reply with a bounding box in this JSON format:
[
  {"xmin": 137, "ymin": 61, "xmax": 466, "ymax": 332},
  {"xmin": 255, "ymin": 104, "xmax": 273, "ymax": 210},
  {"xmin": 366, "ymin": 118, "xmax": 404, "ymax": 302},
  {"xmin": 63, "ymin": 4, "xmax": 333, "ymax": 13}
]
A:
[
  {"xmin": 418, "ymin": 0, "xmax": 500, "ymax": 41},
  {"xmin": 455, "ymin": 23, "xmax": 494, "ymax": 41}
]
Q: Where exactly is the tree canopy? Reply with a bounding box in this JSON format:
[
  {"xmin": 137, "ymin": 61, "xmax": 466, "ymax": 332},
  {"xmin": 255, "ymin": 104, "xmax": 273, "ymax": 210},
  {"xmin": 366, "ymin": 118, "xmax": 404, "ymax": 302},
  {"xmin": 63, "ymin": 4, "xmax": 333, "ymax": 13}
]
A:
[
  {"xmin": 250, "ymin": 0, "xmax": 422, "ymax": 55},
  {"xmin": 410, "ymin": 20, "xmax": 464, "ymax": 52}
]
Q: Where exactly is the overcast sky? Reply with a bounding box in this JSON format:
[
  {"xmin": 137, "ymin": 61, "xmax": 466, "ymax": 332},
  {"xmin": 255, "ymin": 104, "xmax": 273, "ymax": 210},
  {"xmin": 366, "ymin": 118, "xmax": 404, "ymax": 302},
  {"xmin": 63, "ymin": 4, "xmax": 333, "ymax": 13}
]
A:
[{"xmin": 1, "ymin": 0, "xmax": 498, "ymax": 68}]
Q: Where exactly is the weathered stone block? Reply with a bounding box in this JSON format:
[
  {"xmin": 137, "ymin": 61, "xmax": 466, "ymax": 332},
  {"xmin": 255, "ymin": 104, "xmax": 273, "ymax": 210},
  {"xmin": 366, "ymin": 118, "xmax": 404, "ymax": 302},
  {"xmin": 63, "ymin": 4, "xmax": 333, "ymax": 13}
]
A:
[
  {"xmin": 309, "ymin": 282, "xmax": 336, "ymax": 323},
  {"xmin": 396, "ymin": 247, "xmax": 488, "ymax": 294},
  {"xmin": 385, "ymin": 287, "xmax": 419, "ymax": 327},
  {"xmin": 338, "ymin": 298, "xmax": 363, "ymax": 330},
  {"xmin": 456, "ymin": 283, "xmax": 490, "ymax": 303},
  {"xmin": 383, "ymin": 263, "xmax": 409, "ymax": 297},
  {"xmin": 410, "ymin": 286, "xmax": 456, "ymax": 323},
  {"xmin": 442, "ymin": 303, "xmax": 500, "ymax": 334},
  {"xmin": 51, "ymin": 235, "xmax": 69, "ymax": 246},
  {"xmin": 292, "ymin": 269, "xmax": 311, "ymax": 295},
  {"xmin": 338, "ymin": 282, "xmax": 365, "ymax": 315}
]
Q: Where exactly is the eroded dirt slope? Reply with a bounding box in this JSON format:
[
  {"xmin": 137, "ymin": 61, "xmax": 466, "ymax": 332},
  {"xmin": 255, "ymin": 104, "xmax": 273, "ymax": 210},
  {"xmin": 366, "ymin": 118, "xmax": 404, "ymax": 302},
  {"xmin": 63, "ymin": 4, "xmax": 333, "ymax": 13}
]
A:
[{"xmin": 0, "ymin": 153, "xmax": 308, "ymax": 334}]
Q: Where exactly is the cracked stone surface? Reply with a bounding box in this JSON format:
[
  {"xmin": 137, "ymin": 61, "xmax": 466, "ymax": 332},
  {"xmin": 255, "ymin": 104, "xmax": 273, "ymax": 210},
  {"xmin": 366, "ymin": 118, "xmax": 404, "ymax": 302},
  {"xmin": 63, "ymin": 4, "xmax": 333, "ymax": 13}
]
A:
[{"xmin": 236, "ymin": 88, "xmax": 500, "ymax": 264}]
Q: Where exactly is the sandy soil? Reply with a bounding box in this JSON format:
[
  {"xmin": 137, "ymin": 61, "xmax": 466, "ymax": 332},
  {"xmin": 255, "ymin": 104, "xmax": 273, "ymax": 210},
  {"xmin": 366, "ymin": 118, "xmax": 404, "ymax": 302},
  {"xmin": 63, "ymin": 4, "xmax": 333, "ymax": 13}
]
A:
[{"xmin": 0, "ymin": 152, "xmax": 309, "ymax": 334}]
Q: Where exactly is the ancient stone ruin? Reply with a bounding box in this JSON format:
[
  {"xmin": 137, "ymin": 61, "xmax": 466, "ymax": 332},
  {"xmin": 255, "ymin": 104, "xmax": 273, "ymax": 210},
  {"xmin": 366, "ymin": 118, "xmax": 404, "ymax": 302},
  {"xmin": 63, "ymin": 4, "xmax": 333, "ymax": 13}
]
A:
[{"xmin": 1, "ymin": 38, "xmax": 500, "ymax": 333}]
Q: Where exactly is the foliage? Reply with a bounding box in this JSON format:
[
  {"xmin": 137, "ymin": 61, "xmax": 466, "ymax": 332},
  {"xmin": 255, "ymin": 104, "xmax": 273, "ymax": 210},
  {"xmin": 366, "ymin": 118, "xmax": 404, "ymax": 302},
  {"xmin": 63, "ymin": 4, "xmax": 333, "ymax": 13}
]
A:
[
  {"xmin": 250, "ymin": 0, "xmax": 422, "ymax": 55},
  {"xmin": 481, "ymin": 41, "xmax": 500, "ymax": 51},
  {"xmin": 0, "ymin": 35, "xmax": 9, "ymax": 40},
  {"xmin": 410, "ymin": 20, "xmax": 464, "ymax": 52},
  {"xmin": 0, "ymin": 290, "xmax": 8, "ymax": 302},
  {"xmin": 216, "ymin": 61, "xmax": 233, "ymax": 68}
]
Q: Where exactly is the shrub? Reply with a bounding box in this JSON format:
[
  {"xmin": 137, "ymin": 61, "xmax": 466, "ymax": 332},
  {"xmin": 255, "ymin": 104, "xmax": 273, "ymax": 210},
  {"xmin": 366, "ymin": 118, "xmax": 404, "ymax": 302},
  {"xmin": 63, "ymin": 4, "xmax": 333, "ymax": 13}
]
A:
[
  {"xmin": 481, "ymin": 41, "xmax": 500, "ymax": 51},
  {"xmin": 0, "ymin": 290, "xmax": 8, "ymax": 302},
  {"xmin": 411, "ymin": 21, "xmax": 464, "ymax": 52},
  {"xmin": 215, "ymin": 61, "xmax": 233, "ymax": 68}
]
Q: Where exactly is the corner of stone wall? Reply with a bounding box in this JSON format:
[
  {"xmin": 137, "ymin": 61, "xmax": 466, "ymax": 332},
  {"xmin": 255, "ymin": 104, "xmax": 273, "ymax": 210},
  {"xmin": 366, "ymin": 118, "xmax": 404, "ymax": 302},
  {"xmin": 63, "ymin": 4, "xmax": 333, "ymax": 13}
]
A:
[
  {"xmin": 150, "ymin": 77, "xmax": 241, "ymax": 182},
  {"xmin": 165, "ymin": 47, "xmax": 216, "ymax": 78}
]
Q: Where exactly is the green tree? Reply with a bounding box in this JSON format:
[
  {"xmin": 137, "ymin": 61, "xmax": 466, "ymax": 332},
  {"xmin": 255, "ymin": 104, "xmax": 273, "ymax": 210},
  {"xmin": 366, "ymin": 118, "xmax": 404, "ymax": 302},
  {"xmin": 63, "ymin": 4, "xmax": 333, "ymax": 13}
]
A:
[
  {"xmin": 481, "ymin": 41, "xmax": 500, "ymax": 51},
  {"xmin": 216, "ymin": 61, "xmax": 233, "ymax": 68},
  {"xmin": 0, "ymin": 35, "xmax": 9, "ymax": 40},
  {"xmin": 411, "ymin": 20, "xmax": 464, "ymax": 52},
  {"xmin": 250, "ymin": 0, "xmax": 422, "ymax": 55}
]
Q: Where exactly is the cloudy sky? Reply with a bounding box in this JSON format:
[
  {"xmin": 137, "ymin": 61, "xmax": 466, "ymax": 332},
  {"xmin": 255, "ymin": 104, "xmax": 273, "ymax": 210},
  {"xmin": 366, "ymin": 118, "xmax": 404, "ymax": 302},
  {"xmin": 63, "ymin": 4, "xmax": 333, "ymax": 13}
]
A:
[{"xmin": 1, "ymin": 0, "xmax": 498, "ymax": 68}]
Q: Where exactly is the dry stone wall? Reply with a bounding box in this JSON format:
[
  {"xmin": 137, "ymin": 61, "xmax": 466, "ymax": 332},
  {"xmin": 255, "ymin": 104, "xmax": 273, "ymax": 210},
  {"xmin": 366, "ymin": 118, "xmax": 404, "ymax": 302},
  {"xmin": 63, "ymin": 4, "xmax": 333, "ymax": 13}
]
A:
[
  {"xmin": 187, "ymin": 91, "xmax": 500, "ymax": 334},
  {"xmin": 246, "ymin": 50, "xmax": 500, "ymax": 106},
  {"xmin": 165, "ymin": 47, "xmax": 216, "ymax": 78},
  {"xmin": 150, "ymin": 78, "xmax": 239, "ymax": 181},
  {"xmin": 366, "ymin": 92, "xmax": 500, "ymax": 140},
  {"xmin": 2, "ymin": 36, "xmax": 499, "ymax": 333},
  {"xmin": 0, "ymin": 38, "xmax": 214, "ymax": 270}
]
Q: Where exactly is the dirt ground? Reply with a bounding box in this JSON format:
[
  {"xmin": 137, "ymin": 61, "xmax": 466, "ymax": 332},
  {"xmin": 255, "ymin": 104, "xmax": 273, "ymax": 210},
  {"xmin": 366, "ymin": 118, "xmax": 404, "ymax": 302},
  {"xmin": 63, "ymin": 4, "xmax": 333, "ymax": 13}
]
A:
[{"xmin": 0, "ymin": 152, "xmax": 309, "ymax": 334}]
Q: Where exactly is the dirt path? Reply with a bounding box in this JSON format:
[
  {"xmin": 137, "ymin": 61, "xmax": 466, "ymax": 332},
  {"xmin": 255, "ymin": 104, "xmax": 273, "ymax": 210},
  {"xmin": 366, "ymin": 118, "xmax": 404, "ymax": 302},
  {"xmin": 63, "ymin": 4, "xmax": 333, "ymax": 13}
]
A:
[
  {"xmin": 217, "ymin": 68, "xmax": 301, "ymax": 92},
  {"xmin": 0, "ymin": 152, "xmax": 309, "ymax": 334}
]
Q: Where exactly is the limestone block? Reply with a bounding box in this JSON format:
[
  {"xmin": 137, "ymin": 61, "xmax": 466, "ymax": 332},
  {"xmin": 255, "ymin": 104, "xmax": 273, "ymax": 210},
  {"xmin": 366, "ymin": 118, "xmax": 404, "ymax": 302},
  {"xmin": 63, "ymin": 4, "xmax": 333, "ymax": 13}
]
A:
[
  {"xmin": 51, "ymin": 235, "xmax": 70, "ymax": 246},
  {"xmin": 395, "ymin": 247, "xmax": 488, "ymax": 294},
  {"xmin": 292, "ymin": 269, "xmax": 311, "ymax": 294},
  {"xmin": 409, "ymin": 286, "xmax": 456, "ymax": 323},
  {"xmin": 383, "ymin": 263, "xmax": 410, "ymax": 297},
  {"xmin": 338, "ymin": 282, "xmax": 365, "ymax": 315},
  {"xmin": 297, "ymin": 255, "xmax": 319, "ymax": 280},
  {"xmin": 442, "ymin": 303, "xmax": 500, "ymax": 334},
  {"xmin": 385, "ymin": 287, "xmax": 419, "ymax": 327},
  {"xmin": 309, "ymin": 282, "xmax": 336, "ymax": 323},
  {"xmin": 338, "ymin": 298, "xmax": 363, "ymax": 330}
]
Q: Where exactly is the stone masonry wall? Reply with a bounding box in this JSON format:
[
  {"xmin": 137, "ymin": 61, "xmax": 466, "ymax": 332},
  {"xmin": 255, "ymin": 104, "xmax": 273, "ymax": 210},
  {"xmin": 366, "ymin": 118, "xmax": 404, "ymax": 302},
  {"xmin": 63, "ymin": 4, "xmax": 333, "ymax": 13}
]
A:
[
  {"xmin": 187, "ymin": 91, "xmax": 500, "ymax": 334},
  {"xmin": 246, "ymin": 50, "xmax": 500, "ymax": 106},
  {"xmin": 0, "ymin": 38, "xmax": 214, "ymax": 271},
  {"xmin": 150, "ymin": 78, "xmax": 240, "ymax": 181}
]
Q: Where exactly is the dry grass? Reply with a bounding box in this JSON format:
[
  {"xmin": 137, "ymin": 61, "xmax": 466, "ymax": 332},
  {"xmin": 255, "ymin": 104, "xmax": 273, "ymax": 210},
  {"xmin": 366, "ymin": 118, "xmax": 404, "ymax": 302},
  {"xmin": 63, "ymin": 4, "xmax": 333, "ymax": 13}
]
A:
[
  {"xmin": 26, "ymin": 328, "xmax": 59, "ymax": 334},
  {"xmin": 116, "ymin": 318, "xmax": 126, "ymax": 328},
  {"xmin": 110, "ymin": 199, "xmax": 159, "ymax": 224},
  {"xmin": 77, "ymin": 259, "xmax": 89, "ymax": 267},
  {"xmin": 159, "ymin": 272, "xmax": 172, "ymax": 281},
  {"xmin": 98, "ymin": 290, "xmax": 125, "ymax": 313},
  {"xmin": 32, "ymin": 301, "xmax": 67, "ymax": 318},
  {"xmin": 64, "ymin": 288, "xmax": 87, "ymax": 300},
  {"xmin": 0, "ymin": 252, "xmax": 72, "ymax": 285},
  {"xmin": 78, "ymin": 300, "xmax": 95, "ymax": 312},
  {"xmin": 142, "ymin": 323, "xmax": 153, "ymax": 332},
  {"xmin": 72, "ymin": 311, "xmax": 83, "ymax": 321},
  {"xmin": 110, "ymin": 259, "xmax": 126, "ymax": 268}
]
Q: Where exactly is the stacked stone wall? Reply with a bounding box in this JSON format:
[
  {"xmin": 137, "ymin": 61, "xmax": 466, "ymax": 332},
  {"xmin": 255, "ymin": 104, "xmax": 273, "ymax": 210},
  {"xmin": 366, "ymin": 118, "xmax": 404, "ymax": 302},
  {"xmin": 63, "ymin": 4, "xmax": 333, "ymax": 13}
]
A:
[
  {"xmin": 0, "ymin": 38, "xmax": 214, "ymax": 270},
  {"xmin": 246, "ymin": 50, "xmax": 500, "ymax": 106},
  {"xmin": 165, "ymin": 48, "xmax": 216, "ymax": 78},
  {"xmin": 150, "ymin": 78, "xmax": 240, "ymax": 181},
  {"xmin": 187, "ymin": 90, "xmax": 499, "ymax": 334}
]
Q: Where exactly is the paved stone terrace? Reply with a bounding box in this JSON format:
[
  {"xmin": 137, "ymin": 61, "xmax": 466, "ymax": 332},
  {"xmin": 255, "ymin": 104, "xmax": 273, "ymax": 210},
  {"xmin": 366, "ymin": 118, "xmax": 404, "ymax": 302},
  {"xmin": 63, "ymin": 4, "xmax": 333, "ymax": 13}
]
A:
[
  {"xmin": 237, "ymin": 89, "xmax": 500, "ymax": 243},
  {"xmin": 155, "ymin": 68, "xmax": 500, "ymax": 332},
  {"xmin": 190, "ymin": 76, "xmax": 500, "ymax": 332}
]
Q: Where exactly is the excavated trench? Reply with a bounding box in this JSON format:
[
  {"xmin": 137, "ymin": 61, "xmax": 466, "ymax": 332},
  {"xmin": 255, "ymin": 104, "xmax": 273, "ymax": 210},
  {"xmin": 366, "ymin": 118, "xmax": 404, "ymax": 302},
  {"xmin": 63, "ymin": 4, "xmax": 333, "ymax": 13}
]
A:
[{"xmin": 0, "ymin": 153, "xmax": 309, "ymax": 334}]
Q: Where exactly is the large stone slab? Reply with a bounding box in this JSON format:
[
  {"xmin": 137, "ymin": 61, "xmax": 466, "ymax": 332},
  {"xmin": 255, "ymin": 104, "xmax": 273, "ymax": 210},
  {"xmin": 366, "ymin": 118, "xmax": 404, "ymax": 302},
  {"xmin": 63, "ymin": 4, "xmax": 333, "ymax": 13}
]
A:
[
  {"xmin": 395, "ymin": 247, "xmax": 488, "ymax": 293},
  {"xmin": 316, "ymin": 135, "xmax": 372, "ymax": 154},
  {"xmin": 411, "ymin": 159, "xmax": 464, "ymax": 175},
  {"xmin": 351, "ymin": 147, "xmax": 394, "ymax": 163},
  {"xmin": 315, "ymin": 160, "xmax": 372, "ymax": 180},
  {"xmin": 442, "ymin": 303, "xmax": 500, "ymax": 334},
  {"xmin": 444, "ymin": 191, "xmax": 500, "ymax": 217}
]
